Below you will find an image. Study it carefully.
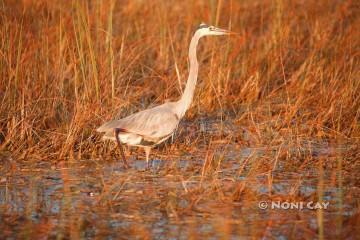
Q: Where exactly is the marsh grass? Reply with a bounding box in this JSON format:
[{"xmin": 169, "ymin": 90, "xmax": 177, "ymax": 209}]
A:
[{"xmin": 0, "ymin": 0, "xmax": 359, "ymax": 239}]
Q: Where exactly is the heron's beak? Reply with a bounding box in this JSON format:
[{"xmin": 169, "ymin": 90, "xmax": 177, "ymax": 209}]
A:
[{"xmin": 214, "ymin": 27, "xmax": 237, "ymax": 35}]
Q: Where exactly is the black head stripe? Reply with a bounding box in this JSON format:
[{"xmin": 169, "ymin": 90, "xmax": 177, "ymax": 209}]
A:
[{"xmin": 198, "ymin": 23, "xmax": 209, "ymax": 29}]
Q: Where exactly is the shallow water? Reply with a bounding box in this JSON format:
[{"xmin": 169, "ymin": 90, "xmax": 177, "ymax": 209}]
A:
[{"xmin": 0, "ymin": 125, "xmax": 359, "ymax": 239}]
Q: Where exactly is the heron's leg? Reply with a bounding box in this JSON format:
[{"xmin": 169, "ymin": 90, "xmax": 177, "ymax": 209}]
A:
[
  {"xmin": 114, "ymin": 128, "xmax": 130, "ymax": 169},
  {"xmin": 144, "ymin": 147, "xmax": 151, "ymax": 169}
]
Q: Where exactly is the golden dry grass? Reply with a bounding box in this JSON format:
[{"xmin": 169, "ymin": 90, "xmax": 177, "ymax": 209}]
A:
[
  {"xmin": 0, "ymin": 0, "xmax": 358, "ymax": 159},
  {"xmin": 0, "ymin": 0, "xmax": 360, "ymax": 238}
]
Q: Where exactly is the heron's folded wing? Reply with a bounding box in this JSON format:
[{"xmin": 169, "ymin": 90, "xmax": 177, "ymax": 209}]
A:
[{"xmin": 97, "ymin": 106, "xmax": 179, "ymax": 139}]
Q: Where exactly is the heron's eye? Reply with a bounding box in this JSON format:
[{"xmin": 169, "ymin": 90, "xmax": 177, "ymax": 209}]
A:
[{"xmin": 209, "ymin": 26, "xmax": 215, "ymax": 31}]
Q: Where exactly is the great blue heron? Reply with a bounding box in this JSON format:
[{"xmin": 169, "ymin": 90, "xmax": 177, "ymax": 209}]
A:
[{"xmin": 97, "ymin": 23, "xmax": 233, "ymax": 168}]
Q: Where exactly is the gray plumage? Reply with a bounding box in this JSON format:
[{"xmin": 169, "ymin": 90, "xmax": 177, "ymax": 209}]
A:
[
  {"xmin": 97, "ymin": 23, "xmax": 233, "ymax": 168},
  {"xmin": 98, "ymin": 102, "xmax": 179, "ymax": 145}
]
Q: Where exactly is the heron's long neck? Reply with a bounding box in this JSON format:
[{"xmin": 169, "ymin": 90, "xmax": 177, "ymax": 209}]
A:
[{"xmin": 176, "ymin": 33, "xmax": 200, "ymax": 118}]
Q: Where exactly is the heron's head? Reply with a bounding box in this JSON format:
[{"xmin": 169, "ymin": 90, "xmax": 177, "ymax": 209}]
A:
[{"xmin": 196, "ymin": 23, "xmax": 234, "ymax": 36}]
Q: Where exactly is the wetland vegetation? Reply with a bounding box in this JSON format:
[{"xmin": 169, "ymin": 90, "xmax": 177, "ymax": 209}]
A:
[{"xmin": 0, "ymin": 0, "xmax": 359, "ymax": 239}]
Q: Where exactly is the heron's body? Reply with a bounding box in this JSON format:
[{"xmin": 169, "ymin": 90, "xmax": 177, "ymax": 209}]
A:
[
  {"xmin": 97, "ymin": 23, "xmax": 233, "ymax": 168},
  {"xmin": 98, "ymin": 102, "xmax": 180, "ymax": 146}
]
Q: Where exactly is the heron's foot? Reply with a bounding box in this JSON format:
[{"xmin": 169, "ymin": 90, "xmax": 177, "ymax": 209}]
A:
[
  {"xmin": 146, "ymin": 160, "xmax": 153, "ymax": 170},
  {"xmin": 120, "ymin": 157, "xmax": 130, "ymax": 169},
  {"xmin": 123, "ymin": 162, "xmax": 131, "ymax": 169}
]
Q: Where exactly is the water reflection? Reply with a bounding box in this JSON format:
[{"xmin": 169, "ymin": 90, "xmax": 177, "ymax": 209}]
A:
[{"xmin": 0, "ymin": 141, "xmax": 358, "ymax": 238}]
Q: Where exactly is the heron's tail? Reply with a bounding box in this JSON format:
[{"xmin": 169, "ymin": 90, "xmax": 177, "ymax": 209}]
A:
[{"xmin": 97, "ymin": 119, "xmax": 123, "ymax": 132}]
